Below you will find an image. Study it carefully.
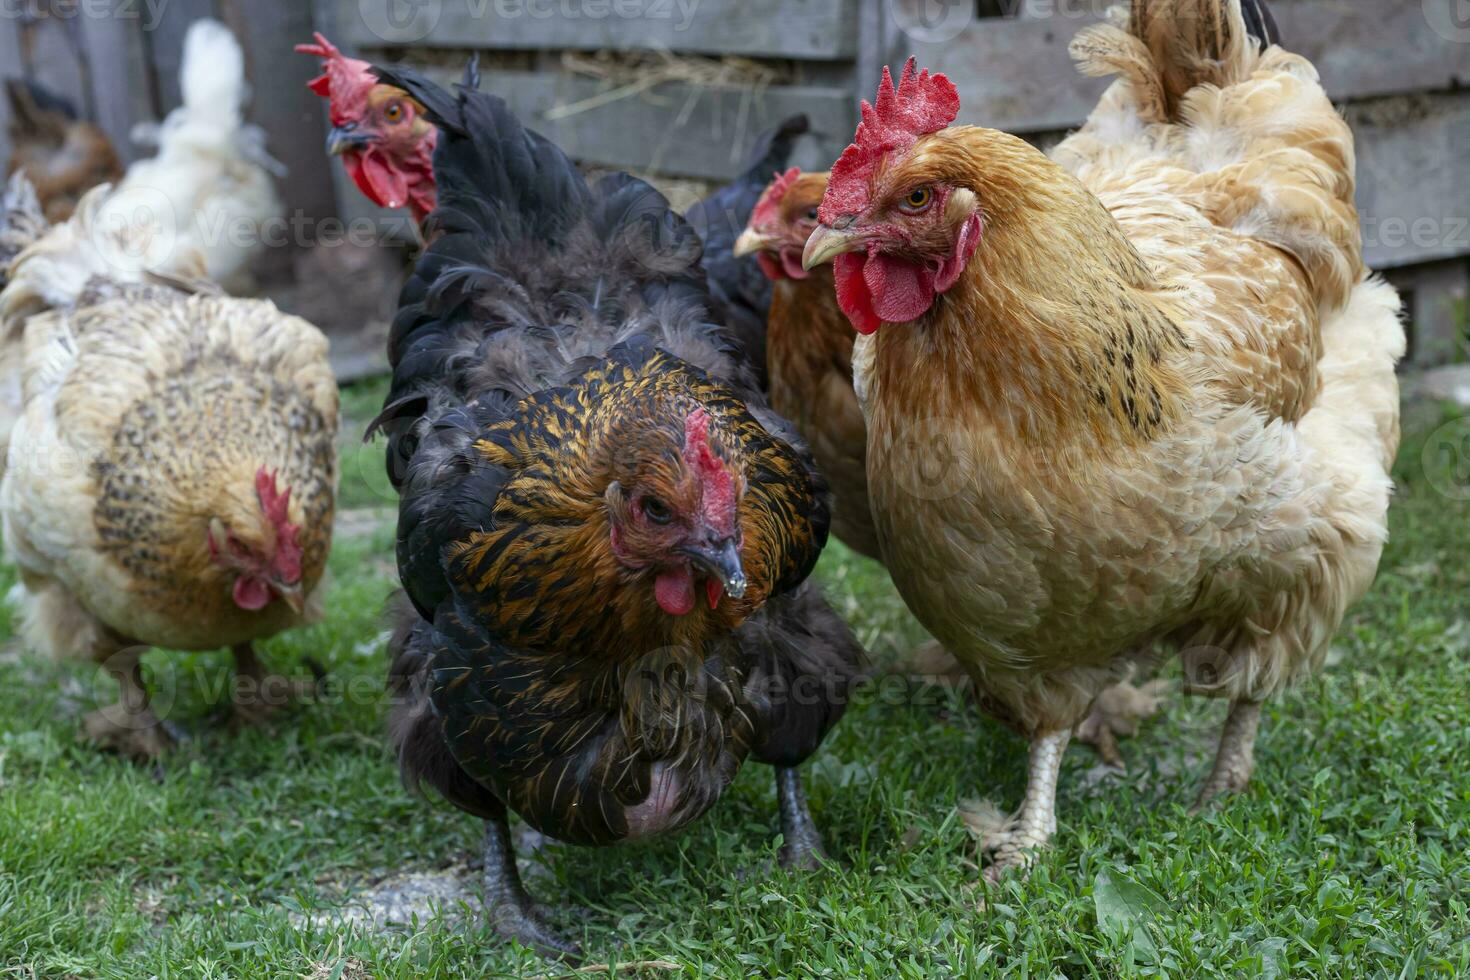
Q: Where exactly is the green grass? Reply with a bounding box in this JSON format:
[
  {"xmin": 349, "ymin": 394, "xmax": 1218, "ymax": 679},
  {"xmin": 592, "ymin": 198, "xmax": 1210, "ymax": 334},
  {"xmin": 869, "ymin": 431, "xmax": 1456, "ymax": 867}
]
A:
[{"xmin": 1, "ymin": 385, "xmax": 1468, "ymax": 978}]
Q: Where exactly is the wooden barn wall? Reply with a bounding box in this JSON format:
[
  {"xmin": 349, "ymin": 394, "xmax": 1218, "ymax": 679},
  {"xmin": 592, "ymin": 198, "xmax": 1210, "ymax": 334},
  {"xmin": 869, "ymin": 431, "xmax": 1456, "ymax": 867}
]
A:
[{"xmin": 2, "ymin": 0, "xmax": 1468, "ymax": 364}]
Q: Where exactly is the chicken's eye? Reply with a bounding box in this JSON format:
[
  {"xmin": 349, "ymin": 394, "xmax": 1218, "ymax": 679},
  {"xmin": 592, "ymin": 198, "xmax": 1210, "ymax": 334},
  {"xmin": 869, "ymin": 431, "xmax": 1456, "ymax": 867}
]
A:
[
  {"xmin": 804, "ymin": 207, "xmax": 819, "ymax": 221},
  {"xmin": 642, "ymin": 497, "xmax": 673, "ymax": 525},
  {"xmin": 899, "ymin": 187, "xmax": 934, "ymax": 213},
  {"xmin": 384, "ymin": 102, "xmax": 404, "ymax": 123}
]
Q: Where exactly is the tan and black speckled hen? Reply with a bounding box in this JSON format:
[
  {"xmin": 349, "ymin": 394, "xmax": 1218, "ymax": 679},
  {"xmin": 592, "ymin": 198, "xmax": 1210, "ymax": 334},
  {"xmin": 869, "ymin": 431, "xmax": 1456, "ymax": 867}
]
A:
[
  {"xmin": 0, "ymin": 187, "xmax": 338, "ymax": 760},
  {"xmin": 369, "ymin": 67, "xmax": 862, "ymax": 959}
]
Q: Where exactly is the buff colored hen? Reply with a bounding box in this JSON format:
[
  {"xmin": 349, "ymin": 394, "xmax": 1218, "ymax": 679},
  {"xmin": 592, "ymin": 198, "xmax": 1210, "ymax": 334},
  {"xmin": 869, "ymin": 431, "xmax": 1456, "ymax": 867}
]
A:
[
  {"xmin": 1, "ymin": 186, "xmax": 337, "ymax": 760},
  {"xmin": 802, "ymin": 0, "xmax": 1401, "ymax": 877}
]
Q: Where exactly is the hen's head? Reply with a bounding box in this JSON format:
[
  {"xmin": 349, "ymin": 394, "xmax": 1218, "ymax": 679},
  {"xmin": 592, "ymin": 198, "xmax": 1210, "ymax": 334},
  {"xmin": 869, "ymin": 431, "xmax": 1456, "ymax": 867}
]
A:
[
  {"xmin": 208, "ymin": 468, "xmax": 306, "ymax": 615},
  {"xmin": 732, "ymin": 168, "xmax": 831, "ymax": 281},
  {"xmin": 802, "ymin": 59, "xmax": 985, "ymax": 335},
  {"xmin": 297, "ymin": 33, "xmax": 437, "ymax": 220},
  {"xmin": 605, "ymin": 408, "xmax": 748, "ymax": 618}
]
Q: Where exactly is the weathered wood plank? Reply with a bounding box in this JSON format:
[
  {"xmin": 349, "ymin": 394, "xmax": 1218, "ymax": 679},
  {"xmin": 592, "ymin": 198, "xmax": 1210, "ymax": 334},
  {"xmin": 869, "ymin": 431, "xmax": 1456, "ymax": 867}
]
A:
[
  {"xmin": 893, "ymin": 0, "xmax": 1470, "ymax": 134},
  {"xmin": 1353, "ymin": 93, "xmax": 1470, "ymax": 271},
  {"xmin": 78, "ymin": 9, "xmax": 154, "ymax": 166},
  {"xmin": 340, "ymin": 0, "xmax": 857, "ymax": 61},
  {"xmin": 417, "ymin": 68, "xmax": 853, "ymax": 179},
  {"xmin": 0, "ymin": 18, "xmax": 23, "ymax": 166}
]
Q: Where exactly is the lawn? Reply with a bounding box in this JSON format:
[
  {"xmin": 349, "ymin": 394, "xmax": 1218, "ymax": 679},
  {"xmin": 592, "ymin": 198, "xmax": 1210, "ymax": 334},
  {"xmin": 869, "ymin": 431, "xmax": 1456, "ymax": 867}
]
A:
[{"xmin": 1, "ymin": 380, "xmax": 1467, "ymax": 978}]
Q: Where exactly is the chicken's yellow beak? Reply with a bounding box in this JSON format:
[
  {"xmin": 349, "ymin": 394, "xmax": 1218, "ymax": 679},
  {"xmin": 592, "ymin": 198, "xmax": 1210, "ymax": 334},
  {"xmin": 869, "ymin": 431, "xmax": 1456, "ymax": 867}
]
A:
[
  {"xmin": 732, "ymin": 228, "xmax": 776, "ymax": 258},
  {"xmin": 802, "ymin": 223, "xmax": 866, "ymax": 270},
  {"xmin": 274, "ymin": 582, "xmax": 307, "ymax": 617}
]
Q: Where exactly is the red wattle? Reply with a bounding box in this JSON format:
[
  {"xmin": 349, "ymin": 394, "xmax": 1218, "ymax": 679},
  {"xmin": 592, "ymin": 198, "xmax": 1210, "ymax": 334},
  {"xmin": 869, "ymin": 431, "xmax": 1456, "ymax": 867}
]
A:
[
  {"xmin": 706, "ymin": 578, "xmax": 722, "ymax": 610},
  {"xmin": 233, "ymin": 576, "xmax": 271, "ymax": 611},
  {"xmin": 866, "ymin": 252, "xmax": 936, "ymax": 324},
  {"xmin": 655, "ymin": 565, "xmax": 696, "ymax": 616},
  {"xmin": 779, "ymin": 248, "xmax": 809, "ymax": 280},
  {"xmin": 834, "ymin": 253, "xmax": 881, "ymax": 335},
  {"xmin": 755, "ymin": 252, "xmax": 782, "ymax": 281}
]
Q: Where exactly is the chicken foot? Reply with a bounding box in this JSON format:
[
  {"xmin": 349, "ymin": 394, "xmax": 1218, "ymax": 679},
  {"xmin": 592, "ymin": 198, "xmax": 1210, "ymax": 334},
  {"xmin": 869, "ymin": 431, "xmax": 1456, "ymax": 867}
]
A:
[
  {"xmin": 776, "ymin": 766, "xmax": 829, "ymax": 871},
  {"xmin": 229, "ymin": 643, "xmax": 321, "ymax": 728},
  {"xmin": 981, "ymin": 729, "xmax": 1071, "ymax": 882},
  {"xmin": 1191, "ymin": 698, "xmax": 1261, "ymax": 812},
  {"xmin": 82, "ymin": 648, "xmax": 177, "ymax": 761},
  {"xmin": 481, "ymin": 815, "xmax": 582, "ymax": 961}
]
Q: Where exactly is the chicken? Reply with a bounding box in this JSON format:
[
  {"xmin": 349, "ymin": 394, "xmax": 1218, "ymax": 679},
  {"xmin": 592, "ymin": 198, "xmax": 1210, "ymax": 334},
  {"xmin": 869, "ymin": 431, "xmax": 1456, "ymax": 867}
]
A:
[
  {"xmin": 369, "ymin": 65, "xmax": 861, "ymax": 958},
  {"xmin": 734, "ymin": 168, "xmax": 1165, "ymax": 762},
  {"xmin": 801, "ymin": 0, "xmax": 1401, "ymax": 878},
  {"xmin": 108, "ymin": 19, "xmax": 283, "ymax": 291},
  {"xmin": 0, "ymin": 186, "xmax": 338, "ymax": 760},
  {"xmin": 296, "ymin": 33, "xmax": 440, "ymax": 227},
  {"xmin": 4, "ymin": 79, "xmax": 123, "ymax": 223},
  {"xmin": 731, "ymin": 168, "xmax": 881, "ymax": 559}
]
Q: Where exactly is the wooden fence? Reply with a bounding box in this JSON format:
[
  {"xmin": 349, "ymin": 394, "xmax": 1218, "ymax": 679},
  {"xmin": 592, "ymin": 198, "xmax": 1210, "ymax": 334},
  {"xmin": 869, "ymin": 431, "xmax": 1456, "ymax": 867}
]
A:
[{"xmin": 2, "ymin": 0, "xmax": 1468, "ymax": 366}]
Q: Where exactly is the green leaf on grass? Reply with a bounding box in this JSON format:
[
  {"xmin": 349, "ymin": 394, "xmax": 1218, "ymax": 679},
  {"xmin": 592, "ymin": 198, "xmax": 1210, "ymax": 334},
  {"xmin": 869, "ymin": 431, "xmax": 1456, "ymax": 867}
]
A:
[{"xmin": 1093, "ymin": 868, "xmax": 1166, "ymax": 960}]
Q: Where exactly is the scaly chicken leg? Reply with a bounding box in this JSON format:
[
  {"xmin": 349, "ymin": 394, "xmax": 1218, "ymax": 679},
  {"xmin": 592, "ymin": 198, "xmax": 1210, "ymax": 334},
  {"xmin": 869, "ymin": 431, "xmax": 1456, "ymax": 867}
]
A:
[
  {"xmin": 775, "ymin": 766, "xmax": 829, "ymax": 870},
  {"xmin": 1192, "ymin": 699, "xmax": 1262, "ymax": 812},
  {"xmin": 481, "ymin": 816, "xmax": 582, "ymax": 960},
  {"xmin": 82, "ymin": 647, "xmax": 176, "ymax": 761},
  {"xmin": 981, "ymin": 730, "xmax": 1071, "ymax": 882}
]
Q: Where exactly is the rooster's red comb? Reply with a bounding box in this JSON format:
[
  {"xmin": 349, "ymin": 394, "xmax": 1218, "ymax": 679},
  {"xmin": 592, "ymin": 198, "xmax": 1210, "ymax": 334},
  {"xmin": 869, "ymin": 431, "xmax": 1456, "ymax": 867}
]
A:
[
  {"xmin": 295, "ymin": 32, "xmax": 376, "ymax": 127},
  {"xmin": 683, "ymin": 410, "xmax": 738, "ymax": 537},
  {"xmin": 819, "ymin": 58, "xmax": 959, "ymax": 223},
  {"xmin": 751, "ymin": 167, "xmax": 802, "ymax": 229},
  {"xmin": 255, "ymin": 467, "xmax": 304, "ymax": 585}
]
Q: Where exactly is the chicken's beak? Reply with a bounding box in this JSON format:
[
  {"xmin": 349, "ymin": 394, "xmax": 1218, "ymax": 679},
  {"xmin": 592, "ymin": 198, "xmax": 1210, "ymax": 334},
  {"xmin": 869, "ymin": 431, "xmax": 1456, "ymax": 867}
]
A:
[
  {"xmin": 732, "ymin": 228, "xmax": 776, "ymax": 258},
  {"xmin": 682, "ymin": 537, "xmax": 747, "ymax": 600},
  {"xmin": 802, "ymin": 223, "xmax": 867, "ymax": 270},
  {"xmin": 273, "ymin": 582, "xmax": 306, "ymax": 616},
  {"xmin": 326, "ymin": 124, "xmax": 375, "ymax": 156}
]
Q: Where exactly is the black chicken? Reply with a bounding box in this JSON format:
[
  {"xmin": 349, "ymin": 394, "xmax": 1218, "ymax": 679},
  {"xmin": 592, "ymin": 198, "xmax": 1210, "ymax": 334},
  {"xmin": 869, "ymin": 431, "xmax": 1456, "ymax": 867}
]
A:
[{"xmin": 369, "ymin": 66, "xmax": 862, "ymax": 959}]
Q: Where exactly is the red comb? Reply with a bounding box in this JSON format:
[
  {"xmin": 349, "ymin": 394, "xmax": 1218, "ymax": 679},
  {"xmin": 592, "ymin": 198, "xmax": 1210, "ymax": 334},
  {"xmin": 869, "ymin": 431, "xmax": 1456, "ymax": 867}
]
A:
[
  {"xmin": 751, "ymin": 167, "xmax": 802, "ymax": 229},
  {"xmin": 819, "ymin": 58, "xmax": 959, "ymax": 223},
  {"xmin": 295, "ymin": 32, "xmax": 376, "ymax": 126},
  {"xmin": 683, "ymin": 410, "xmax": 738, "ymax": 537},
  {"xmin": 255, "ymin": 467, "xmax": 304, "ymax": 585}
]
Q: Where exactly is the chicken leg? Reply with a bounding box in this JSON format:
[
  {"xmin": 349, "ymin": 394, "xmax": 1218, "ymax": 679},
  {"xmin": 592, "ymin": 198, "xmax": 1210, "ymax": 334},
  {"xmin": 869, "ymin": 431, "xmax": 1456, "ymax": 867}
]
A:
[
  {"xmin": 481, "ymin": 815, "xmax": 582, "ymax": 960},
  {"xmin": 982, "ymin": 729, "xmax": 1071, "ymax": 882},
  {"xmin": 82, "ymin": 647, "xmax": 176, "ymax": 761},
  {"xmin": 775, "ymin": 766, "xmax": 829, "ymax": 870},
  {"xmin": 229, "ymin": 642, "xmax": 320, "ymax": 728},
  {"xmin": 1191, "ymin": 698, "xmax": 1262, "ymax": 812}
]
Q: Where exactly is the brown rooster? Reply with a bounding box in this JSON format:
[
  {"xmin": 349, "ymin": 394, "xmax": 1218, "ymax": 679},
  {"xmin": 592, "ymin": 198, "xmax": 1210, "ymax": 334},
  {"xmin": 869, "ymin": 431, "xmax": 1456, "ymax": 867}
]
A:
[
  {"xmin": 370, "ymin": 66, "xmax": 861, "ymax": 959},
  {"xmin": 0, "ymin": 187, "xmax": 338, "ymax": 759},
  {"xmin": 4, "ymin": 79, "xmax": 122, "ymax": 223},
  {"xmin": 802, "ymin": 0, "xmax": 1400, "ymax": 879}
]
